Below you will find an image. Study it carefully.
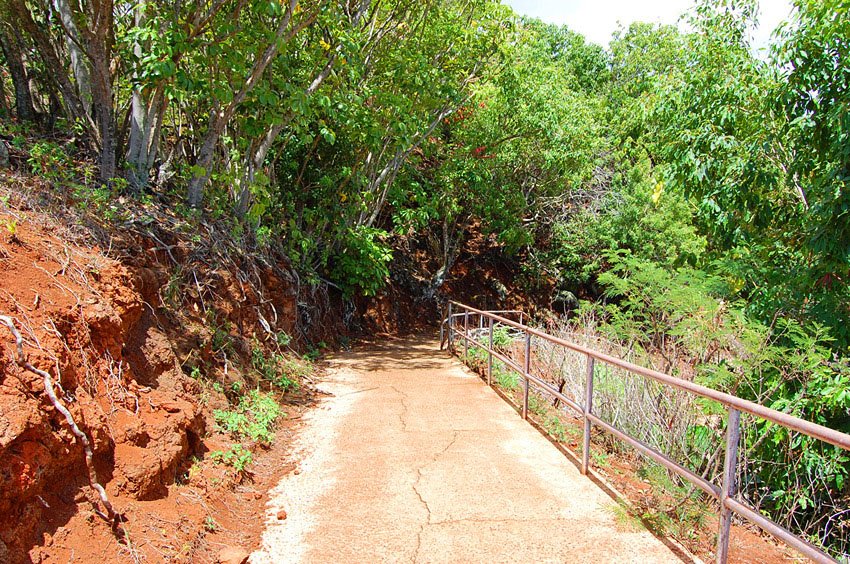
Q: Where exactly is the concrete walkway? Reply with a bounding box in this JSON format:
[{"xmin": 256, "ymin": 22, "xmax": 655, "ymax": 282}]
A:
[{"xmin": 251, "ymin": 336, "xmax": 688, "ymax": 563}]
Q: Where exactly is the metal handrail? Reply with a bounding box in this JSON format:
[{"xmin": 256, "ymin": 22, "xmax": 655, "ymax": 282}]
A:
[{"xmin": 442, "ymin": 301, "xmax": 850, "ymax": 564}]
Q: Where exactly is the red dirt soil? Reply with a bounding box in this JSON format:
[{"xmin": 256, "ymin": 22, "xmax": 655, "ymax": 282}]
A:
[{"xmin": 0, "ymin": 202, "xmax": 318, "ymax": 563}]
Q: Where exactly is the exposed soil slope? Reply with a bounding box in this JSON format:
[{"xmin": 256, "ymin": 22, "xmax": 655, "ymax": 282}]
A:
[
  {"xmin": 0, "ymin": 212, "xmax": 207, "ymax": 559},
  {"xmin": 0, "ymin": 180, "xmax": 335, "ymax": 563}
]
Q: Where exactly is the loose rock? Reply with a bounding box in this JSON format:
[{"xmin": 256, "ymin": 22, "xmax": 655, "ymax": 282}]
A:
[{"xmin": 218, "ymin": 545, "xmax": 249, "ymax": 564}]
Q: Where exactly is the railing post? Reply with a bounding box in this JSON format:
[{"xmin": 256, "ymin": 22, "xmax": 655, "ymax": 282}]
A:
[
  {"xmin": 717, "ymin": 407, "xmax": 741, "ymax": 564},
  {"xmin": 522, "ymin": 331, "xmax": 531, "ymax": 420},
  {"xmin": 487, "ymin": 316, "xmax": 494, "ymax": 386},
  {"xmin": 582, "ymin": 355, "xmax": 595, "ymax": 475},
  {"xmin": 464, "ymin": 310, "xmax": 469, "ymax": 357},
  {"xmin": 447, "ymin": 302, "xmax": 453, "ymax": 353},
  {"xmin": 440, "ymin": 305, "xmax": 445, "ymax": 350}
]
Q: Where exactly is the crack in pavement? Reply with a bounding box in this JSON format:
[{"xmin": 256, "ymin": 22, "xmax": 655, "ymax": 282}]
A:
[
  {"xmin": 411, "ymin": 431, "xmax": 460, "ymax": 563},
  {"xmin": 390, "ymin": 385, "xmax": 410, "ymax": 432}
]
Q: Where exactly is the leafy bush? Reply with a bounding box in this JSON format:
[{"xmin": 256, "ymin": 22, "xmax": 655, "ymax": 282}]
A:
[
  {"xmin": 582, "ymin": 252, "xmax": 850, "ymax": 555},
  {"xmin": 330, "ymin": 226, "xmax": 393, "ymax": 297},
  {"xmin": 27, "ymin": 141, "xmax": 72, "ymax": 179}
]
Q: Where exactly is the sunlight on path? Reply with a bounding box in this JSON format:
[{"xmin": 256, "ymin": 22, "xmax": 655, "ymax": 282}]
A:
[{"xmin": 251, "ymin": 336, "xmax": 690, "ymax": 563}]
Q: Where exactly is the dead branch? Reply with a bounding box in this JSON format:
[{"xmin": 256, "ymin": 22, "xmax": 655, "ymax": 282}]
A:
[{"xmin": 0, "ymin": 314, "xmax": 119, "ymax": 526}]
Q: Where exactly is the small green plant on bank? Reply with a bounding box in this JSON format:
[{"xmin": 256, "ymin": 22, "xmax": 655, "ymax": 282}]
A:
[
  {"xmin": 494, "ymin": 362, "xmax": 520, "ymax": 392},
  {"xmin": 208, "ymin": 313, "xmax": 234, "ymax": 356},
  {"xmin": 188, "ymin": 457, "xmax": 202, "ymax": 480},
  {"xmin": 27, "ymin": 141, "xmax": 71, "ymax": 179},
  {"xmin": 461, "ymin": 346, "xmax": 488, "ymax": 370},
  {"xmin": 634, "ymin": 460, "xmax": 709, "ymax": 541},
  {"xmin": 304, "ymin": 341, "xmax": 327, "ymax": 362},
  {"xmin": 250, "ymin": 337, "xmax": 306, "ymax": 391},
  {"xmin": 3, "ymin": 218, "xmax": 18, "ymax": 240},
  {"xmin": 213, "ymin": 389, "xmax": 282, "ymax": 445},
  {"xmin": 492, "ymin": 325, "xmax": 514, "ymax": 348},
  {"xmin": 210, "ymin": 444, "xmax": 253, "ymax": 473},
  {"xmin": 543, "ymin": 413, "xmax": 570, "ymax": 443},
  {"xmin": 528, "ymin": 393, "xmax": 547, "ymax": 417},
  {"xmin": 276, "ymin": 330, "xmax": 292, "ymax": 348},
  {"xmin": 211, "ymin": 390, "xmax": 283, "ymax": 474}
]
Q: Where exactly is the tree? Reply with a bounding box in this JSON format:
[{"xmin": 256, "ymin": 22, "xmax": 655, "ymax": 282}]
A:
[{"xmin": 0, "ymin": 21, "xmax": 36, "ymax": 121}]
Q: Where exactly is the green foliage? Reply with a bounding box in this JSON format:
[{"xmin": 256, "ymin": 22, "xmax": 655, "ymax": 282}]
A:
[
  {"xmin": 549, "ymin": 164, "xmax": 705, "ymax": 293},
  {"xmin": 492, "ymin": 325, "xmax": 514, "ymax": 349},
  {"xmin": 250, "ymin": 338, "xmax": 304, "ymax": 392},
  {"xmin": 330, "ymin": 227, "xmax": 393, "ymax": 297},
  {"xmin": 493, "ymin": 361, "xmax": 520, "ymax": 392},
  {"xmin": 213, "ymin": 389, "xmax": 283, "ymax": 445},
  {"xmin": 588, "ymin": 252, "xmax": 850, "ymax": 554},
  {"xmin": 776, "ymin": 0, "xmax": 850, "ymax": 281},
  {"xmin": 27, "ymin": 141, "xmax": 72, "ymax": 179},
  {"xmin": 210, "ymin": 444, "xmax": 253, "ymax": 474}
]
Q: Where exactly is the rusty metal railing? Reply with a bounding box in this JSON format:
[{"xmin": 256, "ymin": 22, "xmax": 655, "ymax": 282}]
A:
[{"xmin": 441, "ymin": 301, "xmax": 850, "ymax": 564}]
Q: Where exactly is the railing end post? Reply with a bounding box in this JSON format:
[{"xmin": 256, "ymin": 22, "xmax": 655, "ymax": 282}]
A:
[
  {"xmin": 522, "ymin": 331, "xmax": 531, "ymax": 420},
  {"xmin": 487, "ymin": 316, "xmax": 494, "ymax": 386}
]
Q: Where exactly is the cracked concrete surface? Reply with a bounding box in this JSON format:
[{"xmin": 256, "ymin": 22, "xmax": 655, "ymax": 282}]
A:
[{"xmin": 251, "ymin": 336, "xmax": 687, "ymax": 563}]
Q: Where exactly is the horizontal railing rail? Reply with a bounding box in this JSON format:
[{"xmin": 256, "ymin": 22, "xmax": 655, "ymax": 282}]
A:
[{"xmin": 441, "ymin": 300, "xmax": 850, "ymax": 564}]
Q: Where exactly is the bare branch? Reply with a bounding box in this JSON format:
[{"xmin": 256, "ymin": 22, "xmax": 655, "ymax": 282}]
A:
[{"xmin": 0, "ymin": 314, "xmax": 120, "ymax": 526}]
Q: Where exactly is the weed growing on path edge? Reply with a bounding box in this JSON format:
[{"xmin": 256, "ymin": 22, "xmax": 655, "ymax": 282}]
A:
[
  {"xmin": 211, "ymin": 389, "xmax": 285, "ymax": 474},
  {"xmin": 214, "ymin": 390, "xmax": 283, "ymax": 445},
  {"xmin": 251, "ymin": 338, "xmax": 308, "ymax": 391},
  {"xmin": 211, "ymin": 444, "xmax": 253, "ymax": 474}
]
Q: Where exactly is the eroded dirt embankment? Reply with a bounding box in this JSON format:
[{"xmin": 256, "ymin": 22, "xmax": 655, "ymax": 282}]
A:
[
  {"xmin": 0, "ymin": 181, "xmax": 345, "ymax": 562},
  {"xmin": 0, "ymin": 218, "xmax": 202, "ymax": 559}
]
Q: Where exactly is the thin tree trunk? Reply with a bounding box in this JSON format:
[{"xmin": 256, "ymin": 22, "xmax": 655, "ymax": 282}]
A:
[
  {"xmin": 89, "ymin": 40, "xmax": 115, "ymax": 181},
  {"xmin": 0, "ymin": 25, "xmax": 36, "ymax": 121},
  {"xmin": 79, "ymin": 0, "xmax": 116, "ymax": 182},
  {"xmin": 0, "ymin": 69, "xmax": 9, "ymax": 117},
  {"xmin": 53, "ymin": 0, "xmax": 92, "ymax": 110},
  {"xmin": 125, "ymin": 3, "xmax": 164, "ymax": 192}
]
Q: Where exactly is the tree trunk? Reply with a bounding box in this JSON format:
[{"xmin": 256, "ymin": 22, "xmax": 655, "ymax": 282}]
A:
[
  {"xmin": 125, "ymin": 4, "xmax": 164, "ymax": 192},
  {"xmin": 126, "ymin": 86, "xmax": 164, "ymax": 191},
  {"xmin": 0, "ymin": 25, "xmax": 36, "ymax": 121},
  {"xmin": 0, "ymin": 69, "xmax": 9, "ymax": 117},
  {"xmin": 4, "ymin": 2, "xmax": 93, "ymax": 139},
  {"xmin": 89, "ymin": 40, "xmax": 115, "ymax": 182},
  {"xmin": 78, "ymin": 0, "xmax": 116, "ymax": 183},
  {"xmin": 186, "ymin": 125, "xmax": 220, "ymax": 207},
  {"xmin": 53, "ymin": 0, "xmax": 92, "ymax": 111}
]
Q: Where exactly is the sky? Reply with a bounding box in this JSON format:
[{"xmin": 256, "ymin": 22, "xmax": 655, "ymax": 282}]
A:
[{"xmin": 502, "ymin": 0, "xmax": 795, "ymax": 53}]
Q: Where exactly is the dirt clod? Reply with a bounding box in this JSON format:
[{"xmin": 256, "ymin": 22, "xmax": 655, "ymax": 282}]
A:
[{"xmin": 218, "ymin": 545, "xmax": 250, "ymax": 564}]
